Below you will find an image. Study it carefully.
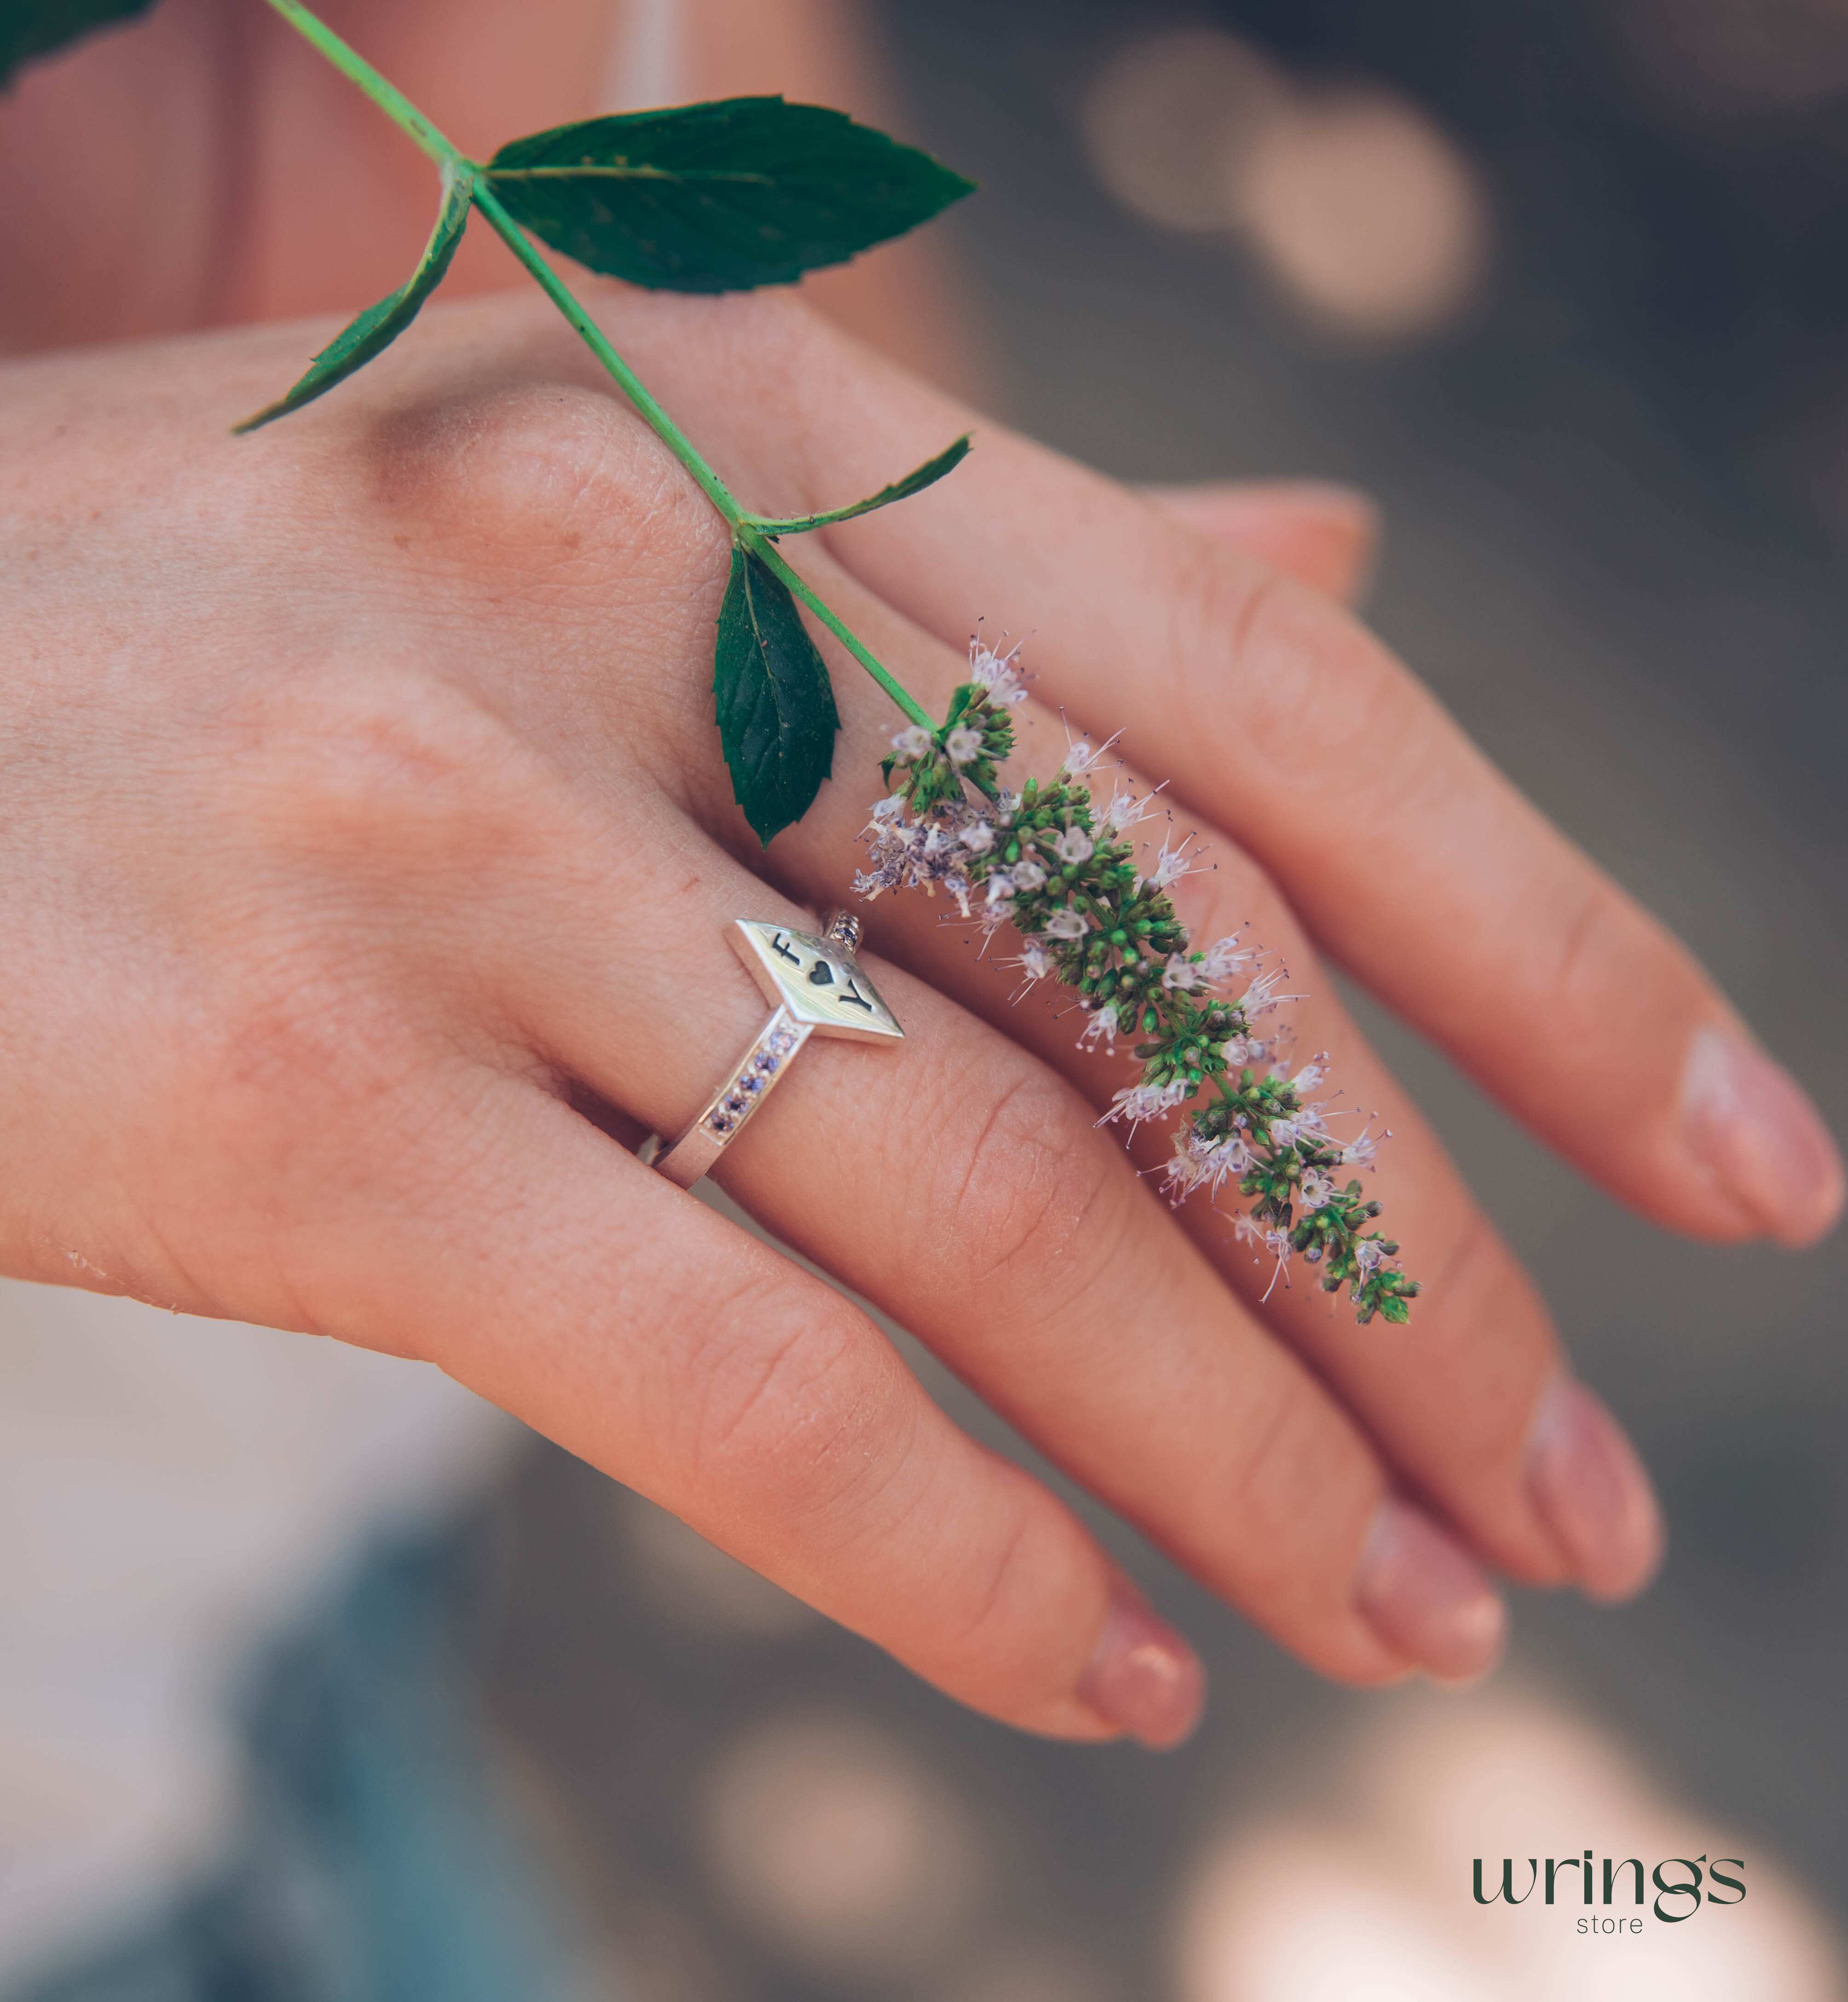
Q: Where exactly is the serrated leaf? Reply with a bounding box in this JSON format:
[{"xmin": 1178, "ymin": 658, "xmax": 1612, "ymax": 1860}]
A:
[
  {"xmin": 1, "ymin": 0, "xmax": 158, "ymax": 86},
  {"xmin": 754, "ymin": 434, "xmax": 971, "ymax": 537},
  {"xmin": 713, "ymin": 547, "xmax": 839, "ymax": 845},
  {"xmin": 234, "ymin": 166, "xmax": 471, "ymax": 434},
  {"xmin": 484, "ymin": 96, "xmax": 973, "ymax": 294}
]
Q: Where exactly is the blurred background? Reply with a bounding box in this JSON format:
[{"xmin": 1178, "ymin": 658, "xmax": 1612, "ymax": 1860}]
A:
[
  {"xmin": 8, "ymin": 1, "xmax": 1848, "ymax": 1997},
  {"xmin": 488, "ymin": 3, "xmax": 1848, "ymax": 1994}
]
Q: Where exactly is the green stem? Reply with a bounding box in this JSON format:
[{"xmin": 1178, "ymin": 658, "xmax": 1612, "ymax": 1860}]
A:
[
  {"xmin": 256, "ymin": 0, "xmax": 934, "ymax": 727},
  {"xmin": 750, "ymin": 542, "xmax": 936, "ymax": 729},
  {"xmin": 259, "ymin": 0, "xmax": 455, "ymax": 165},
  {"xmin": 471, "ymin": 184, "xmax": 936, "ymax": 729},
  {"xmin": 468, "ymin": 181, "xmax": 746, "ymax": 528}
]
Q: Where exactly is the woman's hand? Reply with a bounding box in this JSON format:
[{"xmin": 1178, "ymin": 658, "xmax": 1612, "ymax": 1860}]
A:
[{"xmin": 2, "ymin": 289, "xmax": 1835, "ymax": 1746}]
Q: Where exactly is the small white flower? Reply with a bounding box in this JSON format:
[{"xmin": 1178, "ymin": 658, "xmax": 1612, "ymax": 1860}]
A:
[
  {"xmin": 1204, "ymin": 1134, "xmax": 1255, "ymax": 1196},
  {"xmin": 1261, "ymin": 1228, "xmax": 1294, "ymax": 1301},
  {"xmin": 891, "ymin": 723, "xmax": 934, "ymax": 760},
  {"xmin": 1237, "ymin": 966, "xmax": 1298, "ymax": 1018},
  {"xmin": 1230, "ymin": 1215, "xmax": 1297, "ymax": 1298},
  {"xmin": 1010, "ymin": 857, "xmax": 1047, "ymax": 892},
  {"xmin": 869, "ymin": 792, "xmax": 907, "ymax": 826},
  {"xmin": 1339, "ymin": 1125, "xmax": 1382, "ymax": 1169},
  {"xmin": 1269, "ymin": 1116, "xmax": 1301, "ymax": 1148},
  {"xmin": 1221, "ymin": 1033, "xmax": 1269, "ymax": 1068},
  {"xmin": 1044, "ymin": 908, "xmax": 1088, "ymax": 940},
  {"xmin": 1161, "ymin": 1145, "xmax": 1209, "ymax": 1185},
  {"xmin": 1009, "ymin": 939, "xmax": 1057, "ymax": 982},
  {"xmin": 1162, "ymin": 953, "xmax": 1202, "ymax": 992},
  {"xmin": 1098, "ymin": 1079, "xmax": 1190, "ymax": 1131},
  {"xmin": 1297, "ymin": 1169, "xmax": 1337, "ymax": 1212},
  {"xmin": 1148, "ymin": 838, "xmax": 1198, "ymax": 889},
  {"xmin": 969, "ymin": 635, "xmax": 1028, "ymax": 704},
  {"xmin": 945, "ymin": 724, "xmax": 984, "ymax": 766},
  {"xmin": 1159, "ymin": 1125, "xmax": 1252, "ymax": 1200},
  {"xmin": 958, "ymin": 819, "xmax": 995, "ymax": 853},
  {"xmin": 1355, "ymin": 1238, "xmax": 1386, "ymax": 1278},
  {"xmin": 1102, "ymin": 787, "xmax": 1148, "ymax": 833},
  {"xmin": 1161, "ymin": 1134, "xmax": 1208, "ymax": 1200},
  {"xmin": 1291, "ymin": 1056, "xmax": 1328, "ymax": 1096},
  {"xmin": 1197, "ymin": 934, "xmax": 1257, "ymax": 984},
  {"xmin": 1052, "ymin": 826, "xmax": 1095, "ymax": 865},
  {"xmin": 1077, "ymin": 1004, "xmax": 1120, "ymax": 1052},
  {"xmin": 1161, "ymin": 1129, "xmax": 1215, "ymax": 1199},
  {"xmin": 984, "ymin": 869, "xmax": 1016, "ymax": 905},
  {"xmin": 1058, "ymin": 727, "xmax": 1120, "ymax": 780}
]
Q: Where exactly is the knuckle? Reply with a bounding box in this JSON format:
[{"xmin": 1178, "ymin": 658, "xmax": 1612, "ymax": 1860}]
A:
[
  {"xmin": 1172, "ymin": 842, "xmax": 1290, "ymax": 960},
  {"xmin": 174, "ymin": 672, "xmax": 577, "ymax": 1130},
  {"xmin": 1423, "ymin": 1204, "xmax": 1521, "ymax": 1330},
  {"xmin": 1157, "ymin": 531, "xmax": 1269, "ymax": 718},
  {"xmin": 1535, "ymin": 872, "xmax": 1632, "ymax": 1031},
  {"xmin": 383, "ymin": 381, "xmax": 728, "ymax": 585},
  {"xmin": 222, "ymin": 660, "xmax": 567, "ymax": 870},
  {"xmin": 1219, "ymin": 1377, "xmax": 1309, "ymax": 1565},
  {"xmin": 683, "ymin": 1274, "xmax": 907, "ymax": 1533},
  {"xmin": 1220, "ymin": 1374, "xmax": 1370, "ymax": 1607},
  {"xmin": 944, "ymin": 1499, "xmax": 1042, "ymax": 1655},
  {"xmin": 204, "ymin": 929, "xmax": 438, "ymax": 1116},
  {"xmin": 1164, "ymin": 539, "xmax": 1423, "ymax": 808},
  {"xmin": 931, "ymin": 1487, "xmax": 1091, "ymax": 1691},
  {"xmin": 1411, "ymin": 1211, "xmax": 1548, "ymax": 1452},
  {"xmin": 185, "ymin": 954, "xmax": 452, "ymax": 1226},
  {"xmin": 924, "ymin": 1063, "xmax": 1129, "ymax": 1309}
]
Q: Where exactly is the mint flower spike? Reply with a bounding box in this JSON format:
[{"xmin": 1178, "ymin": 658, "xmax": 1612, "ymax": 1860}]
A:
[{"xmin": 859, "ymin": 637, "xmax": 1423, "ymax": 1327}]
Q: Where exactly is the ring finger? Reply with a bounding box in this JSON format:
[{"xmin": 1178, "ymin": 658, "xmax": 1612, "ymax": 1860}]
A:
[{"xmin": 493, "ymin": 789, "xmax": 1509, "ymax": 1685}]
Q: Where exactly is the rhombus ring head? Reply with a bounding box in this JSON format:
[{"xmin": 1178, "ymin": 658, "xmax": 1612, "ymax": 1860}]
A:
[
  {"xmin": 651, "ymin": 910, "xmax": 903, "ymax": 1189},
  {"xmin": 728, "ymin": 918, "xmax": 904, "ymax": 1044}
]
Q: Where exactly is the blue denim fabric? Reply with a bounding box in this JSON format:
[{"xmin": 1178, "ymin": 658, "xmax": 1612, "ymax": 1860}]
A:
[{"xmin": 13, "ymin": 1530, "xmax": 587, "ymax": 2002}]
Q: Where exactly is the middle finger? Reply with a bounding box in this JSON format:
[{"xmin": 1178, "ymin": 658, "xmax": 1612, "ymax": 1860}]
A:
[{"xmin": 715, "ymin": 551, "xmax": 1664, "ymax": 1608}]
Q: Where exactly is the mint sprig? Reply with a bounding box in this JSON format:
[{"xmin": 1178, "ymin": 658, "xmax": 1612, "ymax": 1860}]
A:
[
  {"xmin": 9, "ymin": 0, "xmax": 1432, "ymax": 1322},
  {"xmin": 10, "ymin": 0, "xmax": 970, "ymax": 847}
]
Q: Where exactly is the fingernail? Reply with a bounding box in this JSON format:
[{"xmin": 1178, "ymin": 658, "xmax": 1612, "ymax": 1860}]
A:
[
  {"xmin": 1681, "ymin": 1025, "xmax": 1845, "ymax": 1247},
  {"xmin": 1278, "ymin": 480, "xmax": 1382, "ymax": 597},
  {"xmin": 1354, "ymin": 1499, "xmax": 1506, "ymax": 1683},
  {"xmin": 1526, "ymin": 1377, "xmax": 1665, "ymax": 1603},
  {"xmin": 1076, "ymin": 1582, "xmax": 1207, "ymax": 1751}
]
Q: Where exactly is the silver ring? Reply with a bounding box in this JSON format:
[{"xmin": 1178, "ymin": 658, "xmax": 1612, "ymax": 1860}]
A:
[{"xmin": 652, "ymin": 910, "xmax": 905, "ymax": 1189}]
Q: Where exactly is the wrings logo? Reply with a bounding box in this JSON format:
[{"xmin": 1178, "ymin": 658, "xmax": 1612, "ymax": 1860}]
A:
[{"xmin": 1474, "ymin": 1853, "xmax": 1745, "ymax": 1930}]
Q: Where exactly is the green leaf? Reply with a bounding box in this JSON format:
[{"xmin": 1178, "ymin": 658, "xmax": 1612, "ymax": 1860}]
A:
[
  {"xmin": 713, "ymin": 546, "xmax": 840, "ymax": 845},
  {"xmin": 234, "ymin": 165, "xmax": 472, "ymax": 434},
  {"xmin": 484, "ymin": 96, "xmax": 973, "ymax": 294},
  {"xmin": 752, "ymin": 434, "xmax": 971, "ymax": 537},
  {"xmin": 1, "ymin": 0, "xmax": 158, "ymax": 87}
]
